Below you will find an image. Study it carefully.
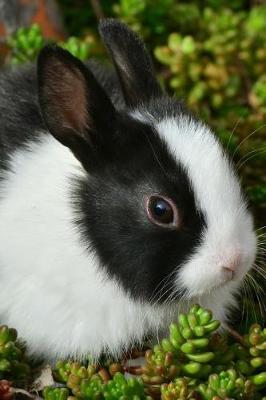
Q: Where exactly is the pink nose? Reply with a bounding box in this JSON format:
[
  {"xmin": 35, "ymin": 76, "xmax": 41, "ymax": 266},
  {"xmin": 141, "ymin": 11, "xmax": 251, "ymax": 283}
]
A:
[
  {"xmin": 221, "ymin": 254, "xmax": 241, "ymax": 280},
  {"xmin": 222, "ymin": 265, "xmax": 235, "ymax": 280}
]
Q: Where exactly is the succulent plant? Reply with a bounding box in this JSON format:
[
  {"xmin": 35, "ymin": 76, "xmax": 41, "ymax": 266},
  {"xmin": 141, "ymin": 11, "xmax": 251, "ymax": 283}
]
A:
[
  {"xmin": 142, "ymin": 304, "xmax": 220, "ymax": 387},
  {"xmin": 43, "ymin": 386, "xmax": 70, "ymax": 400},
  {"xmin": 7, "ymin": 24, "xmax": 45, "ymax": 65},
  {"xmin": 161, "ymin": 377, "xmax": 197, "ymax": 400},
  {"xmin": 0, "ymin": 325, "xmax": 30, "ymax": 384},
  {"xmin": 245, "ymin": 324, "xmax": 266, "ymax": 365},
  {"xmin": 198, "ymin": 369, "xmax": 254, "ymax": 400},
  {"xmin": 104, "ymin": 372, "xmax": 150, "ymax": 400},
  {"xmin": 6, "ymin": 24, "xmax": 98, "ymax": 67},
  {"xmin": 140, "ymin": 306, "xmax": 266, "ymax": 398},
  {"xmin": 54, "ymin": 361, "xmax": 97, "ymax": 384},
  {"xmin": 78, "ymin": 374, "xmax": 104, "ymax": 399},
  {"xmin": 142, "ymin": 348, "xmax": 181, "ymax": 385},
  {"xmin": 53, "ymin": 360, "xmax": 150, "ymax": 400},
  {"xmin": 59, "ymin": 37, "xmax": 92, "ymax": 61},
  {"xmin": 208, "ymin": 333, "xmax": 235, "ymax": 368},
  {"xmin": 234, "ymin": 324, "xmax": 266, "ymax": 387}
]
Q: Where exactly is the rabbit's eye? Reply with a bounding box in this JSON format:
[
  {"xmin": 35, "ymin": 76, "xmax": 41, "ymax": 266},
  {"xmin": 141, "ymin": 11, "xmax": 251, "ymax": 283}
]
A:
[{"xmin": 146, "ymin": 195, "xmax": 180, "ymax": 228}]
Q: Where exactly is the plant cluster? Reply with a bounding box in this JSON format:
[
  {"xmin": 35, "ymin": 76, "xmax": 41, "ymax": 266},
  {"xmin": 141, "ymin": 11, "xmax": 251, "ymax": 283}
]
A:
[
  {"xmin": 140, "ymin": 305, "xmax": 266, "ymax": 399},
  {"xmin": 0, "ymin": 325, "xmax": 30, "ymax": 384},
  {"xmin": 0, "ymin": 305, "xmax": 265, "ymax": 399},
  {"xmin": 6, "ymin": 24, "xmax": 45, "ymax": 65},
  {"xmin": 46, "ymin": 363, "xmax": 151, "ymax": 400},
  {"xmin": 37, "ymin": 305, "xmax": 266, "ymax": 400},
  {"xmin": 6, "ymin": 24, "xmax": 102, "ymax": 65}
]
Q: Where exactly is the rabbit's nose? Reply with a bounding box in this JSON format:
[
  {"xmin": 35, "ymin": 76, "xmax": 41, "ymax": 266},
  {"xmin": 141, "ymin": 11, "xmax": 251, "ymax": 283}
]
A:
[
  {"xmin": 222, "ymin": 265, "xmax": 235, "ymax": 280},
  {"xmin": 220, "ymin": 250, "xmax": 241, "ymax": 281},
  {"xmin": 220, "ymin": 253, "xmax": 242, "ymax": 281}
]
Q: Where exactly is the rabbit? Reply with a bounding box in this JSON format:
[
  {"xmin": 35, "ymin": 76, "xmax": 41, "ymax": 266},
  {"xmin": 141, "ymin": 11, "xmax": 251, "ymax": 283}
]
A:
[{"xmin": 0, "ymin": 19, "xmax": 257, "ymax": 360}]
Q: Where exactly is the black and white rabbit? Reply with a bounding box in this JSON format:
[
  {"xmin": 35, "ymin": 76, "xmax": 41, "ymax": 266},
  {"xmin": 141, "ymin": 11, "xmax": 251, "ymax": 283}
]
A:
[{"xmin": 0, "ymin": 19, "xmax": 257, "ymax": 359}]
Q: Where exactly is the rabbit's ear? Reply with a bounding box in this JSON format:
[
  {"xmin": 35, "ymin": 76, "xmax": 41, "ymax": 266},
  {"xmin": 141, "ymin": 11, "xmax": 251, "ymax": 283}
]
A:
[
  {"xmin": 99, "ymin": 19, "xmax": 162, "ymax": 108},
  {"xmin": 38, "ymin": 45, "xmax": 116, "ymax": 166}
]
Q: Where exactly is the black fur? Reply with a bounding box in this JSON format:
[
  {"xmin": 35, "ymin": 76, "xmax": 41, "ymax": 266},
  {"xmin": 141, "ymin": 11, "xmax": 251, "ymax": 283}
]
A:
[
  {"xmin": 74, "ymin": 112, "xmax": 205, "ymax": 301},
  {"xmin": 99, "ymin": 19, "xmax": 162, "ymax": 108}
]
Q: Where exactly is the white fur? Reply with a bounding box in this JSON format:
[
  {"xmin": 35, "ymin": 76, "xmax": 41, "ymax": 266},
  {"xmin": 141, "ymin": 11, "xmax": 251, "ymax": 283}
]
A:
[
  {"xmin": 155, "ymin": 116, "xmax": 257, "ymax": 310},
  {"xmin": 0, "ymin": 134, "xmax": 177, "ymax": 359}
]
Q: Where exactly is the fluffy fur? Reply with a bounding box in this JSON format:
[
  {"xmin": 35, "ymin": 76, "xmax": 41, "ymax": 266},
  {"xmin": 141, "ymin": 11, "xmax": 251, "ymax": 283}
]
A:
[{"xmin": 0, "ymin": 19, "xmax": 257, "ymax": 359}]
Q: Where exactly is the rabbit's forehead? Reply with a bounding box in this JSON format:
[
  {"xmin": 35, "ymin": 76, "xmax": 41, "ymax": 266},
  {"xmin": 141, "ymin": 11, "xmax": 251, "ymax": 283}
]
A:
[{"xmin": 156, "ymin": 116, "xmax": 244, "ymax": 222}]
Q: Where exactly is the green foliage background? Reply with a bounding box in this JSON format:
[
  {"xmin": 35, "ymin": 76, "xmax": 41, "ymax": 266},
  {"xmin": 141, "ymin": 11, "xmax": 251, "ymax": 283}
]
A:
[
  {"xmin": 3, "ymin": 0, "xmax": 266, "ymax": 334},
  {"xmin": 0, "ymin": 2, "xmax": 266, "ymax": 398}
]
